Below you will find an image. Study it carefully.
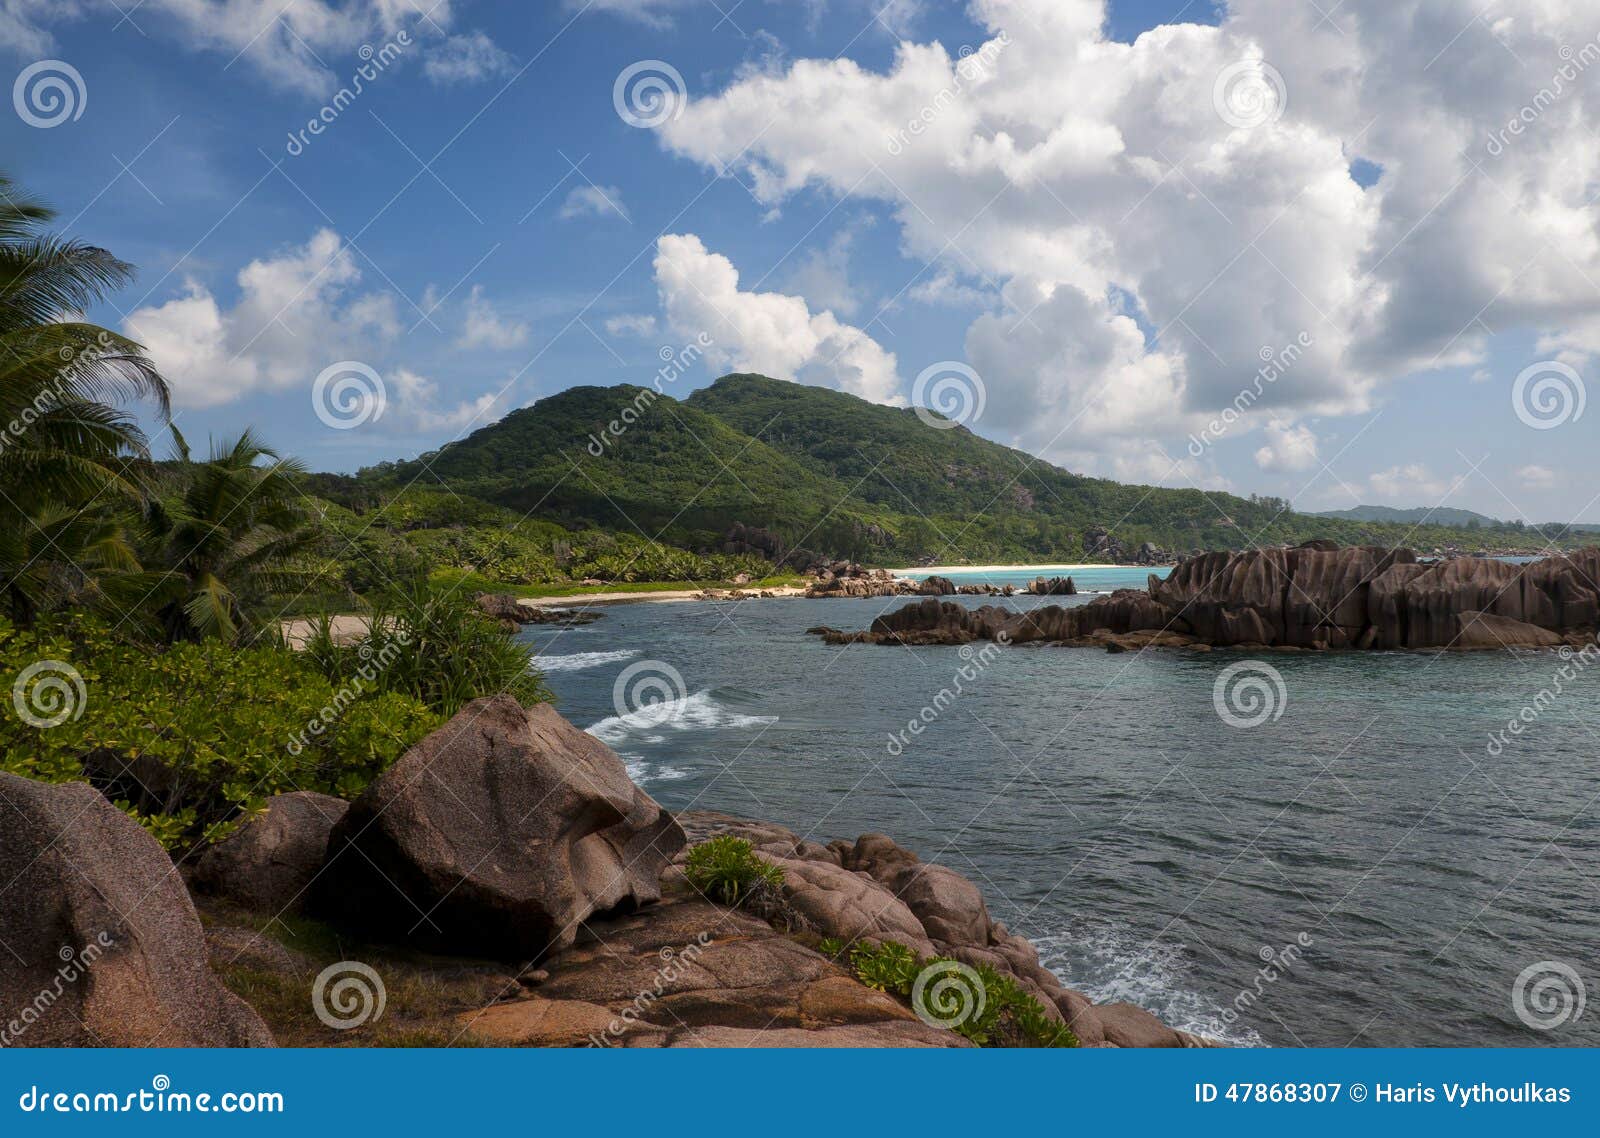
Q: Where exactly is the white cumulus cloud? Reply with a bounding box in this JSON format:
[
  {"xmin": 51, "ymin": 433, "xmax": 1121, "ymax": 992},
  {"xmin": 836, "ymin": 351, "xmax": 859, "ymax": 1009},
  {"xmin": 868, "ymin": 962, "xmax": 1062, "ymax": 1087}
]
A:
[{"xmin": 653, "ymin": 233, "xmax": 902, "ymax": 404}]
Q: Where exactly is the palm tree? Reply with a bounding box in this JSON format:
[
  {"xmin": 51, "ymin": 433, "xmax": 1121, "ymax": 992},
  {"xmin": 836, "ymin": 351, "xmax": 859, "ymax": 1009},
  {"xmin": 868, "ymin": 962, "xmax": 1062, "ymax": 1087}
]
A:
[
  {"xmin": 144, "ymin": 428, "xmax": 319, "ymax": 643},
  {"xmin": 0, "ymin": 174, "xmax": 169, "ymax": 623}
]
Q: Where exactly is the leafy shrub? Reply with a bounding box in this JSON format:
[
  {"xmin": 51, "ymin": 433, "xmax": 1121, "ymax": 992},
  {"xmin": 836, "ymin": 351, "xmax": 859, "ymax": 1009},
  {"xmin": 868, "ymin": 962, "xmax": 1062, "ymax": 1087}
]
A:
[
  {"xmin": 842, "ymin": 939, "xmax": 1079, "ymax": 1048},
  {"xmin": 304, "ymin": 581, "xmax": 548, "ymax": 718},
  {"xmin": 683, "ymin": 836, "xmax": 785, "ymax": 906},
  {"xmin": 0, "ymin": 614, "xmax": 439, "ymax": 850}
]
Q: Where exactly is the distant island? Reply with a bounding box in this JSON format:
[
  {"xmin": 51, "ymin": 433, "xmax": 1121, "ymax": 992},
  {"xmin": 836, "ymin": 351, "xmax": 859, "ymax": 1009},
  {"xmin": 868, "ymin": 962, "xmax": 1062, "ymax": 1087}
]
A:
[{"xmin": 294, "ymin": 375, "xmax": 1590, "ymax": 608}]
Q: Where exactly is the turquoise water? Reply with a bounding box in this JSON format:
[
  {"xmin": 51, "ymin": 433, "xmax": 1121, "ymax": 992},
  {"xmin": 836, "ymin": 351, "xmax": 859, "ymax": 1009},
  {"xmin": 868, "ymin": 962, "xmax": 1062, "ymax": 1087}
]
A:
[{"xmin": 523, "ymin": 591, "xmax": 1600, "ymax": 1048}]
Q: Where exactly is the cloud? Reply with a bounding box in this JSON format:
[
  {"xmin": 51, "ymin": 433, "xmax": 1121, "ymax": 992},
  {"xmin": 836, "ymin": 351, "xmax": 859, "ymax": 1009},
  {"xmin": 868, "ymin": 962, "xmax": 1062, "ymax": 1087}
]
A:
[
  {"xmin": 653, "ymin": 233, "xmax": 902, "ymax": 403},
  {"xmin": 1254, "ymin": 421, "xmax": 1320, "ymax": 472},
  {"xmin": 559, "ymin": 185, "xmax": 631, "ymax": 223},
  {"xmin": 422, "ymin": 30, "xmax": 516, "ymax": 85},
  {"xmin": 651, "ymin": 0, "xmax": 1600, "ymax": 474},
  {"xmin": 1516, "ymin": 464, "xmax": 1557, "ymax": 489},
  {"xmin": 780, "ymin": 227, "xmax": 865, "ymax": 318},
  {"xmin": 389, "ymin": 367, "xmax": 510, "ymax": 431},
  {"xmin": 605, "ymin": 314, "xmax": 659, "ymax": 337},
  {"xmin": 570, "ymin": 0, "xmax": 692, "ymax": 28},
  {"xmin": 1, "ymin": 1, "xmax": 508, "ymax": 94},
  {"xmin": 123, "ymin": 230, "xmax": 513, "ymax": 433},
  {"xmin": 457, "ymin": 284, "xmax": 529, "ymax": 350},
  {"xmin": 124, "ymin": 228, "xmax": 398, "ymax": 409},
  {"xmin": 1369, "ymin": 464, "xmax": 1454, "ymax": 503}
]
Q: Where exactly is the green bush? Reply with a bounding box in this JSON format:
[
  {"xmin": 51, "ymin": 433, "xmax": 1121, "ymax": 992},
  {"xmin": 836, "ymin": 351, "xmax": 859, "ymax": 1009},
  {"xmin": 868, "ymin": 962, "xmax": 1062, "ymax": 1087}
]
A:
[
  {"xmin": 683, "ymin": 836, "xmax": 785, "ymax": 906},
  {"xmin": 841, "ymin": 939, "xmax": 1079, "ymax": 1049},
  {"xmin": 304, "ymin": 581, "xmax": 548, "ymax": 718},
  {"xmin": 0, "ymin": 614, "xmax": 439, "ymax": 850}
]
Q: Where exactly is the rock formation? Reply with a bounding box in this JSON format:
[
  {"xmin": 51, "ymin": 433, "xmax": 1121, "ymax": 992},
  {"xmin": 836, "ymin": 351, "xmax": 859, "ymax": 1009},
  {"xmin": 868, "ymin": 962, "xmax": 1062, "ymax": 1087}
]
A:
[
  {"xmin": 812, "ymin": 546, "xmax": 1600, "ymax": 651},
  {"xmin": 0, "ymin": 774, "xmax": 274, "ymax": 1047},
  {"xmin": 317, "ymin": 696, "xmax": 685, "ymax": 960},
  {"xmin": 193, "ymin": 790, "xmax": 348, "ymax": 914}
]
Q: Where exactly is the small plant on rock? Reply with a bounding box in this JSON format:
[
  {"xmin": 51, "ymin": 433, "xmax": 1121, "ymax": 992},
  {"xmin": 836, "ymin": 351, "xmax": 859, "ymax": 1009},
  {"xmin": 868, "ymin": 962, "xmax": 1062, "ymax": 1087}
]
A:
[{"xmin": 683, "ymin": 836, "xmax": 785, "ymax": 907}]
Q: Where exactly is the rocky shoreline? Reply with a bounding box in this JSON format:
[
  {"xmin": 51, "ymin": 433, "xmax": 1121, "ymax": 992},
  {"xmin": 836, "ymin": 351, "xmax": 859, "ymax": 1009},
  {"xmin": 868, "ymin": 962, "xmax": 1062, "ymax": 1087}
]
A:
[
  {"xmin": 810, "ymin": 544, "xmax": 1600, "ymax": 652},
  {"xmin": 0, "ymin": 698, "xmax": 1207, "ymax": 1049}
]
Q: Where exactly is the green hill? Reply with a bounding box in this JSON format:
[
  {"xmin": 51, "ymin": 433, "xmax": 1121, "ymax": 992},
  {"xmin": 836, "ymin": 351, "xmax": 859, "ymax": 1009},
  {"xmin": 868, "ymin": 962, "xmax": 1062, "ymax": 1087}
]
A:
[
  {"xmin": 350, "ymin": 374, "xmax": 1582, "ymax": 567},
  {"xmin": 1310, "ymin": 505, "xmax": 1504, "ymax": 527}
]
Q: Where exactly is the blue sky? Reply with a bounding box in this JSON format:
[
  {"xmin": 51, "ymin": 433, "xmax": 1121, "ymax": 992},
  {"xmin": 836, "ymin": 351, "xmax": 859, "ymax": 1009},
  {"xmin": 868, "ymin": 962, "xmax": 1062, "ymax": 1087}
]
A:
[{"xmin": 3, "ymin": 0, "xmax": 1596, "ymax": 525}]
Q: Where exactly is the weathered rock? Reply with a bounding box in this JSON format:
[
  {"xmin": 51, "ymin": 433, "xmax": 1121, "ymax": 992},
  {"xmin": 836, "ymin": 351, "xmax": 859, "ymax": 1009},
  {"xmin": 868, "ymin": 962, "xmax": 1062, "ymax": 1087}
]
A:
[
  {"xmin": 319, "ymin": 697, "xmax": 685, "ymax": 961},
  {"xmin": 1028, "ymin": 575, "xmax": 1077, "ymax": 596},
  {"xmin": 0, "ymin": 774, "xmax": 274, "ymax": 1047},
  {"xmin": 1098, "ymin": 1001, "xmax": 1184, "ymax": 1047},
  {"xmin": 204, "ymin": 925, "xmax": 311, "ymax": 977},
  {"xmin": 819, "ymin": 547, "xmax": 1600, "ymax": 651},
  {"xmin": 769, "ymin": 857, "xmax": 936, "ymax": 957},
  {"xmin": 1453, "ymin": 610, "xmax": 1565, "ymax": 649},
  {"xmin": 662, "ymin": 1021, "xmax": 966, "ymax": 1047},
  {"xmin": 916, "ymin": 575, "xmax": 958, "ymax": 596},
  {"xmin": 193, "ymin": 791, "xmax": 347, "ymax": 914}
]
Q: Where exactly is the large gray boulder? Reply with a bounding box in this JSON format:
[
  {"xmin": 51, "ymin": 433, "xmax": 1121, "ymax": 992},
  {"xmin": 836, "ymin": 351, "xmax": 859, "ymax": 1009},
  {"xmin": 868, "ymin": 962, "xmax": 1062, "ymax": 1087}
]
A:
[
  {"xmin": 0, "ymin": 774, "xmax": 273, "ymax": 1047},
  {"xmin": 193, "ymin": 791, "xmax": 347, "ymax": 913},
  {"xmin": 318, "ymin": 697, "xmax": 684, "ymax": 961}
]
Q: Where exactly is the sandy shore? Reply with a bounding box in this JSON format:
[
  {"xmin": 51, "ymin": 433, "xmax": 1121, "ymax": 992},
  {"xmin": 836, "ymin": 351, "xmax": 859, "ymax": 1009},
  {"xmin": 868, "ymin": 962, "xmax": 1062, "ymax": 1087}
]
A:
[
  {"xmin": 282, "ymin": 587, "xmax": 812, "ymax": 644},
  {"xmin": 519, "ymin": 586, "xmax": 809, "ymax": 607}
]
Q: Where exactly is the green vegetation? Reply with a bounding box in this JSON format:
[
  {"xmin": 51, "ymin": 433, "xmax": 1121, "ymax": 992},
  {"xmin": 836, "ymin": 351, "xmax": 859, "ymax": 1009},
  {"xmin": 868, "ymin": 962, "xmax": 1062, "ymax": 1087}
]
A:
[
  {"xmin": 0, "ymin": 614, "xmax": 440, "ymax": 850},
  {"xmin": 683, "ymin": 836, "xmax": 786, "ymax": 905},
  {"xmin": 303, "ymin": 581, "xmax": 548, "ymax": 718},
  {"xmin": 831, "ymin": 938, "xmax": 1080, "ymax": 1048},
  {"xmin": 373, "ymin": 373, "xmax": 1584, "ymax": 567}
]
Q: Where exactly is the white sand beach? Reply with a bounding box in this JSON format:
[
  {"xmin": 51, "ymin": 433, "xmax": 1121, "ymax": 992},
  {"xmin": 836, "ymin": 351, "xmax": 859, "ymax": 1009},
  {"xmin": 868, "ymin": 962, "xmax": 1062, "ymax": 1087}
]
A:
[{"xmin": 890, "ymin": 563, "xmax": 1118, "ymax": 576}]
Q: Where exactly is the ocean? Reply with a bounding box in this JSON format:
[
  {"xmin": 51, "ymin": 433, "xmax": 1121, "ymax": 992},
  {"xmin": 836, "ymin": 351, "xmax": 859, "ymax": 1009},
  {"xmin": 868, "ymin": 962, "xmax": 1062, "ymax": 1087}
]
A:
[{"xmin": 520, "ymin": 573, "xmax": 1600, "ymax": 1047}]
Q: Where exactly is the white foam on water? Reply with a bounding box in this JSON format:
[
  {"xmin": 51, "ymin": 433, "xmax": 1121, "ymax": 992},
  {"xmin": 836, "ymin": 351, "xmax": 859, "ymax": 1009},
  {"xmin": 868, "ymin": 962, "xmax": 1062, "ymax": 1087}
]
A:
[
  {"xmin": 586, "ymin": 690, "xmax": 778, "ymax": 749},
  {"xmin": 622, "ymin": 756, "xmax": 689, "ymax": 785},
  {"xmin": 534, "ymin": 648, "xmax": 641, "ymax": 673},
  {"xmin": 1033, "ymin": 923, "xmax": 1268, "ymax": 1047}
]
